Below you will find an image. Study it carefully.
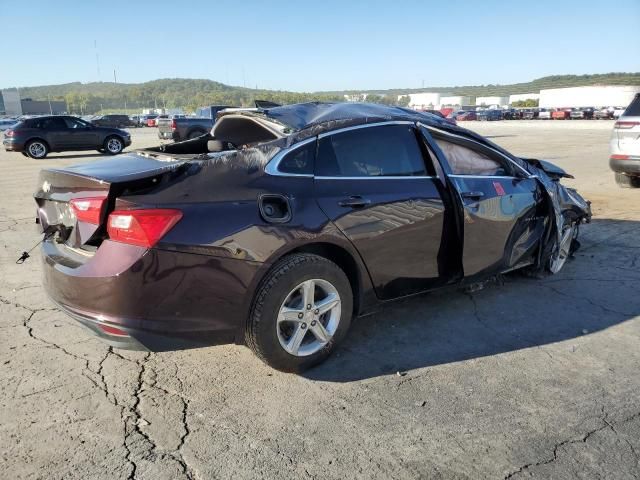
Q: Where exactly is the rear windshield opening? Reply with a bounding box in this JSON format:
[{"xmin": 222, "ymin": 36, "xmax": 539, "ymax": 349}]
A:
[{"xmin": 212, "ymin": 115, "xmax": 283, "ymax": 147}]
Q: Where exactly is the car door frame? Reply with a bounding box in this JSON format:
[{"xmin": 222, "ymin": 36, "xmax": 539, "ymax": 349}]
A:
[
  {"xmin": 311, "ymin": 120, "xmax": 458, "ymax": 300},
  {"xmin": 418, "ymin": 123, "xmax": 545, "ymax": 280}
]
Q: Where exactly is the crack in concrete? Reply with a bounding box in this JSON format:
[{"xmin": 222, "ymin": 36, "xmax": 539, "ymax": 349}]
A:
[
  {"xmin": 504, "ymin": 408, "xmax": 640, "ymax": 479},
  {"xmin": 538, "ymin": 283, "xmax": 632, "ymax": 317}
]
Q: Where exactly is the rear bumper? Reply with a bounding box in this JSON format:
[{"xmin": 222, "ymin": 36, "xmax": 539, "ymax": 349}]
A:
[
  {"xmin": 610, "ymin": 156, "xmax": 640, "ymax": 175},
  {"xmin": 2, "ymin": 138, "xmax": 24, "ymax": 151},
  {"xmin": 42, "ymin": 239, "xmax": 264, "ymax": 351}
]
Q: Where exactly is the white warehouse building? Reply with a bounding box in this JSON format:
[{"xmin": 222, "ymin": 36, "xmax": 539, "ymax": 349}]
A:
[
  {"xmin": 440, "ymin": 95, "xmax": 472, "ymax": 107},
  {"xmin": 539, "ymin": 86, "xmax": 640, "ymax": 108},
  {"xmin": 509, "ymin": 93, "xmax": 540, "ymax": 104},
  {"xmin": 476, "ymin": 96, "xmax": 510, "ymax": 107},
  {"xmin": 403, "ymin": 92, "xmax": 442, "ymax": 110}
]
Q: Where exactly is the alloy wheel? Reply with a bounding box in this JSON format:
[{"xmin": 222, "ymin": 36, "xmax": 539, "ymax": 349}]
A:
[
  {"xmin": 107, "ymin": 138, "xmax": 123, "ymax": 153},
  {"xmin": 28, "ymin": 142, "xmax": 46, "ymax": 158},
  {"xmin": 276, "ymin": 279, "xmax": 341, "ymax": 357},
  {"xmin": 549, "ymin": 222, "xmax": 576, "ymax": 273}
]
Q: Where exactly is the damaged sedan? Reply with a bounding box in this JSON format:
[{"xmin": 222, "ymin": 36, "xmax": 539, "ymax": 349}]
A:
[{"xmin": 33, "ymin": 102, "xmax": 591, "ymax": 372}]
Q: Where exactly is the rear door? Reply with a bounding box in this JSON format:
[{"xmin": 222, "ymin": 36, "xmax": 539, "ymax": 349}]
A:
[
  {"xmin": 314, "ymin": 122, "xmax": 455, "ymax": 299},
  {"xmin": 423, "ymin": 126, "xmax": 545, "ymax": 278},
  {"xmin": 40, "ymin": 117, "xmax": 70, "ymax": 149}
]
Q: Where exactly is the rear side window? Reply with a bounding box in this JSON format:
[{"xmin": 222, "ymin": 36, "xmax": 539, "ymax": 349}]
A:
[
  {"xmin": 278, "ymin": 141, "xmax": 315, "ymax": 175},
  {"xmin": 316, "ymin": 124, "xmax": 427, "ymax": 177},
  {"xmin": 41, "ymin": 117, "xmax": 67, "ymax": 130},
  {"xmin": 622, "ymin": 94, "xmax": 640, "ymax": 117}
]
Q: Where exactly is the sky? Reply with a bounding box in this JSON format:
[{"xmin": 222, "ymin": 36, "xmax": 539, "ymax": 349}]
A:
[{"xmin": 0, "ymin": 0, "xmax": 638, "ymax": 92}]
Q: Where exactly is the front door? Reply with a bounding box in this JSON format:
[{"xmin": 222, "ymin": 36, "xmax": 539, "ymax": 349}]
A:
[
  {"xmin": 63, "ymin": 117, "xmax": 99, "ymax": 149},
  {"xmin": 425, "ymin": 128, "xmax": 545, "ymax": 278},
  {"xmin": 313, "ymin": 123, "xmax": 453, "ymax": 299}
]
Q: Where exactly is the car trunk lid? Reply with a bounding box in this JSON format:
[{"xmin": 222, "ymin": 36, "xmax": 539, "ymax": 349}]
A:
[{"xmin": 34, "ymin": 153, "xmax": 187, "ymax": 251}]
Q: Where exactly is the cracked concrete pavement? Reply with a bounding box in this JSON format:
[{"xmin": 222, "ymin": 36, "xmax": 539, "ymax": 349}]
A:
[{"xmin": 1, "ymin": 122, "xmax": 639, "ymax": 479}]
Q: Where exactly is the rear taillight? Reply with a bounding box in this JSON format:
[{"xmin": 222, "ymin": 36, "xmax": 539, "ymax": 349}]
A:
[
  {"xmin": 614, "ymin": 121, "xmax": 640, "ymax": 129},
  {"xmin": 611, "ymin": 154, "xmax": 630, "ymax": 160},
  {"xmin": 107, "ymin": 209, "xmax": 182, "ymax": 248},
  {"xmin": 70, "ymin": 197, "xmax": 107, "ymax": 224},
  {"xmin": 5, "ymin": 129, "xmax": 15, "ymax": 137},
  {"xmin": 170, "ymin": 119, "xmax": 177, "ymax": 130}
]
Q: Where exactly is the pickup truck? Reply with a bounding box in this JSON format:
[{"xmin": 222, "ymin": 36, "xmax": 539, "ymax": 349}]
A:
[{"xmin": 158, "ymin": 105, "xmax": 231, "ymax": 141}]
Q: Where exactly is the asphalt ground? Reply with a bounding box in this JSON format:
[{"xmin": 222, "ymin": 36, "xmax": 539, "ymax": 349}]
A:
[{"xmin": 1, "ymin": 120, "xmax": 638, "ymax": 479}]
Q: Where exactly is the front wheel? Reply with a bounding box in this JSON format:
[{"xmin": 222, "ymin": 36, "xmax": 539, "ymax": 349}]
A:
[
  {"xmin": 548, "ymin": 216, "xmax": 578, "ymax": 274},
  {"xmin": 246, "ymin": 253, "xmax": 353, "ymax": 372},
  {"xmin": 104, "ymin": 136, "xmax": 124, "ymax": 155}
]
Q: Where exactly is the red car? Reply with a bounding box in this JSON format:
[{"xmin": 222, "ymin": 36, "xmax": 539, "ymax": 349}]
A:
[
  {"xmin": 552, "ymin": 109, "xmax": 571, "ymax": 120},
  {"xmin": 454, "ymin": 110, "xmax": 477, "ymax": 121}
]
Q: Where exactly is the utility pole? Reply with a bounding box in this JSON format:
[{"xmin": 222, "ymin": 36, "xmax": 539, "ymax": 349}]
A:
[
  {"xmin": 47, "ymin": 95, "xmax": 53, "ymax": 115},
  {"xmin": 113, "ymin": 69, "xmax": 117, "ymax": 84}
]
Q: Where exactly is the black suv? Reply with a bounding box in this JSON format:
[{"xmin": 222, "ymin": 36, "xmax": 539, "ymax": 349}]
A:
[
  {"xmin": 3, "ymin": 115, "xmax": 131, "ymax": 158},
  {"xmin": 91, "ymin": 114, "xmax": 135, "ymax": 128}
]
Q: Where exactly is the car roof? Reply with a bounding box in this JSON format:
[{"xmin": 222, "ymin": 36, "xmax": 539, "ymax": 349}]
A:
[{"xmin": 257, "ymin": 102, "xmax": 451, "ymax": 133}]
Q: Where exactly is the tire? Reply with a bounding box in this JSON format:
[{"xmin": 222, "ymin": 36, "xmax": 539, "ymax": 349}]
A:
[
  {"xmin": 25, "ymin": 139, "xmax": 48, "ymax": 159},
  {"xmin": 547, "ymin": 212, "xmax": 579, "ymax": 274},
  {"xmin": 246, "ymin": 253, "xmax": 353, "ymax": 372},
  {"xmin": 103, "ymin": 136, "xmax": 124, "ymax": 155},
  {"xmin": 188, "ymin": 130, "xmax": 205, "ymax": 139},
  {"xmin": 615, "ymin": 172, "xmax": 640, "ymax": 188}
]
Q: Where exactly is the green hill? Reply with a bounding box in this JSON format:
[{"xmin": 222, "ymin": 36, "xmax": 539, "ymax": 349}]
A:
[{"xmin": 7, "ymin": 73, "xmax": 640, "ymax": 114}]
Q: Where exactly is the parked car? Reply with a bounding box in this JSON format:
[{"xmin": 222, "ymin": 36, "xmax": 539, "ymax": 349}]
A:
[
  {"xmin": 422, "ymin": 109, "xmax": 456, "ymax": 126},
  {"xmin": 522, "ymin": 109, "xmax": 539, "ymax": 120},
  {"xmin": 502, "ymin": 109, "xmax": 521, "ymax": 120},
  {"xmin": 538, "ymin": 108, "xmax": 554, "ymax": 120},
  {"xmin": 609, "ymin": 94, "xmax": 640, "ymax": 188},
  {"xmin": 3, "ymin": 115, "xmax": 131, "ymax": 158},
  {"xmin": 454, "ymin": 110, "xmax": 477, "ymax": 121},
  {"xmin": 140, "ymin": 114, "xmax": 158, "ymax": 127},
  {"xmin": 158, "ymin": 106, "xmax": 242, "ymax": 141},
  {"xmin": 570, "ymin": 107, "xmax": 595, "ymax": 120},
  {"xmin": 91, "ymin": 114, "xmax": 136, "ymax": 128},
  {"xmin": 552, "ymin": 109, "xmax": 571, "ymax": 120},
  {"xmin": 594, "ymin": 107, "xmax": 614, "ymax": 120},
  {"xmin": 0, "ymin": 118, "xmax": 17, "ymax": 131},
  {"xmin": 148, "ymin": 114, "xmax": 168, "ymax": 127},
  {"xmin": 33, "ymin": 102, "xmax": 591, "ymax": 372},
  {"xmin": 477, "ymin": 109, "xmax": 503, "ymax": 121}
]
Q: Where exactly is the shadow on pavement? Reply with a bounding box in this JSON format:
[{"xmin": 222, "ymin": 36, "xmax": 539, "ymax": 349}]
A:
[{"xmin": 305, "ymin": 218, "xmax": 640, "ymax": 382}]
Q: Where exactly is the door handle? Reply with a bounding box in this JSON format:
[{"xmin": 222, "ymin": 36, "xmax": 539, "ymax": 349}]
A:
[
  {"xmin": 338, "ymin": 196, "xmax": 371, "ymax": 208},
  {"xmin": 461, "ymin": 191, "xmax": 485, "ymax": 199}
]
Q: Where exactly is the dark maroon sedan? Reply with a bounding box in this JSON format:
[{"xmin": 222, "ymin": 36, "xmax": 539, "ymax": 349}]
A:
[
  {"xmin": 454, "ymin": 110, "xmax": 477, "ymax": 121},
  {"xmin": 34, "ymin": 103, "xmax": 591, "ymax": 372}
]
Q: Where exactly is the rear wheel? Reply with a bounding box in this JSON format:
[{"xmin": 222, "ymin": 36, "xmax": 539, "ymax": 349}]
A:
[
  {"xmin": 104, "ymin": 136, "xmax": 124, "ymax": 155},
  {"xmin": 615, "ymin": 173, "xmax": 640, "ymax": 188},
  {"xmin": 25, "ymin": 140, "xmax": 48, "ymax": 159},
  {"xmin": 246, "ymin": 253, "xmax": 353, "ymax": 372}
]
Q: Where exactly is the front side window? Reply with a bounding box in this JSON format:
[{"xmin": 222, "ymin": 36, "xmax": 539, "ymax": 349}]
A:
[
  {"xmin": 64, "ymin": 117, "xmax": 88, "ymax": 129},
  {"xmin": 433, "ymin": 138, "xmax": 505, "ymax": 176},
  {"xmin": 316, "ymin": 124, "xmax": 427, "ymax": 177}
]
